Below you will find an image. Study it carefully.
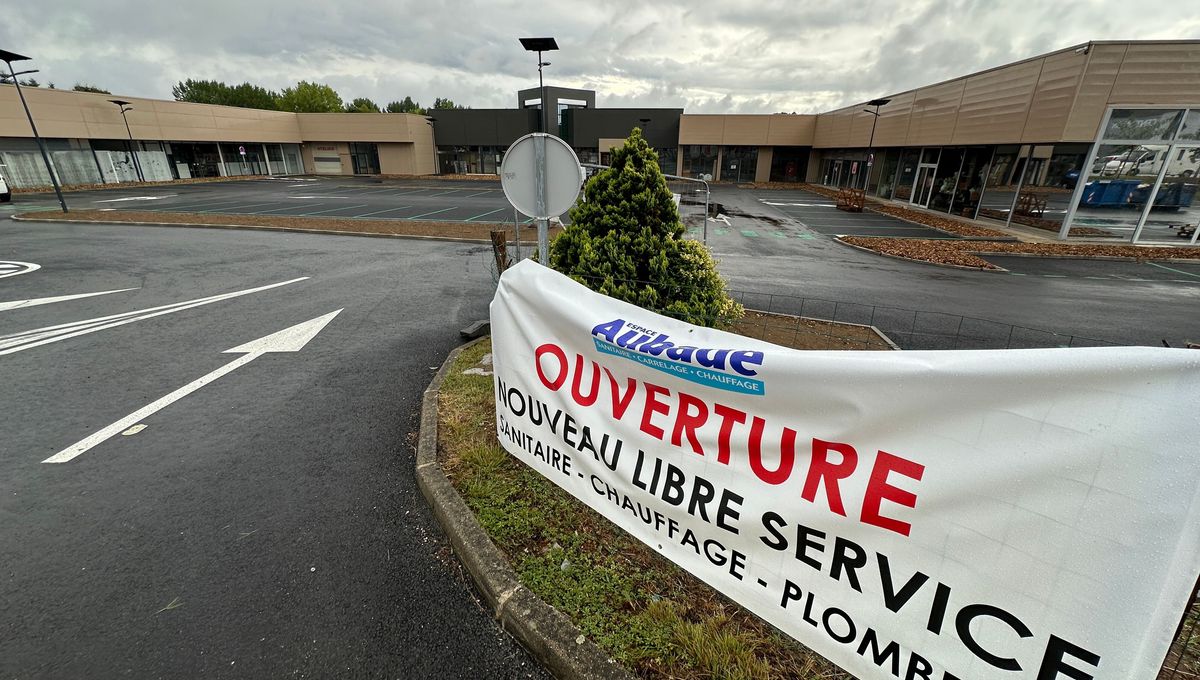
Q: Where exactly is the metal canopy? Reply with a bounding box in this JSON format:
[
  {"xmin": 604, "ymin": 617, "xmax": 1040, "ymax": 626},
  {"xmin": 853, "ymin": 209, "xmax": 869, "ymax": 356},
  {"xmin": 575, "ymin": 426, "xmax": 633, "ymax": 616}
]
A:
[{"xmin": 519, "ymin": 37, "xmax": 558, "ymax": 52}]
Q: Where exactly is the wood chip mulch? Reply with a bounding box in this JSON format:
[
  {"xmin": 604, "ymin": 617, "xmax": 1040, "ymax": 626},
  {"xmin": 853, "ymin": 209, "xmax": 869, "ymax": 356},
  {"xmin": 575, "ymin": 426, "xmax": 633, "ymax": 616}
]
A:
[
  {"xmin": 15, "ymin": 209, "xmax": 547, "ymax": 241},
  {"xmin": 840, "ymin": 236, "xmax": 1200, "ymax": 270}
]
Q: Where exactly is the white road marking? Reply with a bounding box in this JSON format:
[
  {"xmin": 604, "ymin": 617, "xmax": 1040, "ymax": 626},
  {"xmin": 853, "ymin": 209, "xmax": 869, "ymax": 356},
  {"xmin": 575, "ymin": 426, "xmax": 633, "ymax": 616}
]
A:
[
  {"xmin": 761, "ymin": 201, "xmax": 836, "ymax": 207},
  {"xmin": 43, "ymin": 309, "xmax": 342, "ymax": 464},
  {"xmin": 0, "ymin": 261, "xmax": 40, "ymax": 280},
  {"xmin": 459, "ymin": 190, "xmax": 498, "ymax": 198},
  {"xmin": 94, "ymin": 195, "xmax": 177, "ymax": 203},
  {"xmin": 407, "ymin": 207, "xmax": 457, "ymax": 220},
  {"xmin": 248, "ymin": 203, "xmax": 324, "ymax": 214},
  {"xmin": 300, "ymin": 204, "xmax": 370, "ymax": 216},
  {"xmin": 0, "ymin": 277, "xmax": 308, "ymax": 356},
  {"xmin": 709, "ymin": 214, "xmax": 732, "ymax": 226},
  {"xmin": 195, "ymin": 201, "xmax": 288, "ymax": 214},
  {"xmin": 354, "ymin": 206, "xmax": 413, "ymax": 218},
  {"xmin": 0, "ymin": 287, "xmax": 138, "ymax": 313},
  {"xmin": 288, "ymin": 195, "xmax": 352, "ymax": 199},
  {"xmin": 464, "ymin": 208, "xmax": 508, "ymax": 222}
]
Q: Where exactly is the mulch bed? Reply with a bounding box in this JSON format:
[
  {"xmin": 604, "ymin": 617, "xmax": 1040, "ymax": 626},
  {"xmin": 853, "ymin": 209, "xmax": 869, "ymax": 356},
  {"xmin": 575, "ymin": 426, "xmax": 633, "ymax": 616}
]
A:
[
  {"xmin": 16, "ymin": 209, "xmax": 551, "ymax": 241},
  {"xmin": 840, "ymin": 236, "xmax": 1200, "ymax": 270}
]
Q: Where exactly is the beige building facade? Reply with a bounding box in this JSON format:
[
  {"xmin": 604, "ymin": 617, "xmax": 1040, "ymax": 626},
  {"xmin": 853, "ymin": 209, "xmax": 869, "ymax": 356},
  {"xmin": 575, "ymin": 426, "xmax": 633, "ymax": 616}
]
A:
[{"xmin": 1, "ymin": 40, "xmax": 1197, "ymax": 243}]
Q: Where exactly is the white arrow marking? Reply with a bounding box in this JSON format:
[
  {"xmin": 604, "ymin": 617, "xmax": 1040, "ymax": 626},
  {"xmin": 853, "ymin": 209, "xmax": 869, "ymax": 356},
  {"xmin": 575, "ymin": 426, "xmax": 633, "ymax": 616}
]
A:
[
  {"xmin": 0, "ymin": 288, "xmax": 138, "ymax": 313},
  {"xmin": 0, "ymin": 277, "xmax": 308, "ymax": 355},
  {"xmin": 42, "ymin": 309, "xmax": 342, "ymax": 464},
  {"xmin": 709, "ymin": 214, "xmax": 732, "ymax": 226},
  {"xmin": 93, "ymin": 195, "xmax": 177, "ymax": 203},
  {"xmin": 0, "ymin": 261, "xmax": 41, "ymax": 280}
]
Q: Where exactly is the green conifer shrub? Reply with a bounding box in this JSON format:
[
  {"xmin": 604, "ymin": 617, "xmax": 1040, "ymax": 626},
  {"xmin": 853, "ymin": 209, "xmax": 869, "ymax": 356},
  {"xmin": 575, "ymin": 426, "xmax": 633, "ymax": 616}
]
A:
[{"xmin": 548, "ymin": 128, "xmax": 743, "ymax": 327}]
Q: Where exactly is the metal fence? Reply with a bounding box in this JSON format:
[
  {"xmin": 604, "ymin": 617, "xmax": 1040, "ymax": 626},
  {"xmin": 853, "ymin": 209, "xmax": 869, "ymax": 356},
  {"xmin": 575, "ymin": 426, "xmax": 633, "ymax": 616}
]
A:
[{"xmin": 728, "ymin": 288, "xmax": 1120, "ymax": 350}]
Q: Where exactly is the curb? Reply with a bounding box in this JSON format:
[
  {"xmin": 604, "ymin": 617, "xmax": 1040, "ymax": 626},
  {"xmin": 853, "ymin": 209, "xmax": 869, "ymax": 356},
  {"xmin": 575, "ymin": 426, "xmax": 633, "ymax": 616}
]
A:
[
  {"xmin": 415, "ymin": 339, "xmax": 634, "ymax": 680},
  {"xmin": 863, "ymin": 206, "xmax": 1019, "ymax": 242},
  {"xmin": 9, "ymin": 215, "xmax": 547, "ymax": 246}
]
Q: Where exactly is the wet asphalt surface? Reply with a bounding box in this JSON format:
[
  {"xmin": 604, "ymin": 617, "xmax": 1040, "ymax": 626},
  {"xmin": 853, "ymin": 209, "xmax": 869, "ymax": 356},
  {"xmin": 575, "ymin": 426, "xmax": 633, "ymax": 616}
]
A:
[{"xmin": 0, "ymin": 221, "xmax": 548, "ymax": 679}]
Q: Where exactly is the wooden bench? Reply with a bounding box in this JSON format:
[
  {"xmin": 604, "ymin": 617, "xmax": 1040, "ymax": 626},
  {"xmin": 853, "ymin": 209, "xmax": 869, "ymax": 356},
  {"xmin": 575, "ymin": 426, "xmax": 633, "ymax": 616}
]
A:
[{"xmin": 835, "ymin": 188, "xmax": 865, "ymax": 213}]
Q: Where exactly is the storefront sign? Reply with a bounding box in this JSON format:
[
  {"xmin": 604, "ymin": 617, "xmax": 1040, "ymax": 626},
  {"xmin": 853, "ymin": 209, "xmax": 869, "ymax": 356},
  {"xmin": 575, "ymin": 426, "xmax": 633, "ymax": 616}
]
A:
[{"xmin": 489, "ymin": 261, "xmax": 1200, "ymax": 679}]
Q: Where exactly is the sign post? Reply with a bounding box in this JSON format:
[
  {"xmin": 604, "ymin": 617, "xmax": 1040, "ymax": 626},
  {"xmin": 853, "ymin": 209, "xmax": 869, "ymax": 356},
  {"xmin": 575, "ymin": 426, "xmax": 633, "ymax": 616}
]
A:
[{"xmin": 500, "ymin": 133, "xmax": 582, "ymax": 261}]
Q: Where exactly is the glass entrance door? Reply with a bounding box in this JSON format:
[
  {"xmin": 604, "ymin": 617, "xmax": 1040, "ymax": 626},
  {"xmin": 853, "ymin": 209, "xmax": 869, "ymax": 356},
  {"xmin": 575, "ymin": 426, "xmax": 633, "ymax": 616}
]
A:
[{"xmin": 912, "ymin": 164, "xmax": 938, "ymax": 207}]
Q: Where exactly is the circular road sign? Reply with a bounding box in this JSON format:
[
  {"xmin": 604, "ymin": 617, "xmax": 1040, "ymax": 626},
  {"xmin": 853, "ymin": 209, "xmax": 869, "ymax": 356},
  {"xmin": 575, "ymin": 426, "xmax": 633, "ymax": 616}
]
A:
[{"xmin": 500, "ymin": 133, "xmax": 582, "ymax": 219}]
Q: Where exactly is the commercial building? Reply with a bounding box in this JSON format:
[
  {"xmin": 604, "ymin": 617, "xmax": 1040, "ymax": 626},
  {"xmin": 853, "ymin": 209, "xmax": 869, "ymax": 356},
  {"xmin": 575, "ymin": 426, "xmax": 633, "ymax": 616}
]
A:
[{"xmin": 1, "ymin": 40, "xmax": 1197, "ymax": 243}]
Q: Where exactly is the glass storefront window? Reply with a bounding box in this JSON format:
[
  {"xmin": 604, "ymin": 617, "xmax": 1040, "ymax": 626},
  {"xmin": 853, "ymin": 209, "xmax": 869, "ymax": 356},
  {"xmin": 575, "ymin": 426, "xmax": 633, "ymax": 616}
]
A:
[
  {"xmin": 928, "ymin": 148, "xmax": 964, "ymax": 212},
  {"xmin": 1179, "ymin": 110, "xmax": 1200, "ymax": 142},
  {"xmin": 655, "ymin": 147, "xmax": 679, "ymax": 176},
  {"xmin": 1103, "ymin": 109, "xmax": 1184, "ymax": 142},
  {"xmin": 769, "ymin": 147, "xmax": 808, "ymax": 183},
  {"xmin": 873, "ymin": 150, "xmax": 899, "ymax": 198},
  {"xmin": 721, "ymin": 146, "xmax": 758, "ymax": 183},
  {"xmin": 1069, "ymin": 143, "xmax": 1154, "ymax": 239},
  {"xmin": 1134, "ymin": 145, "xmax": 1200, "ymax": 243},
  {"xmin": 682, "ymin": 145, "xmax": 718, "ymax": 179},
  {"xmin": 893, "ymin": 149, "xmax": 920, "ymax": 201}
]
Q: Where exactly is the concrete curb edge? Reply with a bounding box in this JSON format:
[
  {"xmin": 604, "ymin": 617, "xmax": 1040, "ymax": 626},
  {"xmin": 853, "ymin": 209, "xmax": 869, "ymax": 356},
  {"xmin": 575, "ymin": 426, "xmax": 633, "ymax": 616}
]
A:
[{"xmin": 415, "ymin": 338, "xmax": 634, "ymax": 680}]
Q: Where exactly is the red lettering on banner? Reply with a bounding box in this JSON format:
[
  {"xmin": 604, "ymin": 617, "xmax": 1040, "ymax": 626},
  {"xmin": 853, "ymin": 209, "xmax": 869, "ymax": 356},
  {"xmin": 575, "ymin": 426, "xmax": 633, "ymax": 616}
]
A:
[
  {"xmin": 671, "ymin": 392, "xmax": 708, "ymax": 455},
  {"xmin": 602, "ymin": 366, "xmax": 638, "ymax": 419},
  {"xmin": 861, "ymin": 451, "xmax": 925, "ymax": 536},
  {"xmin": 534, "ymin": 344, "xmax": 568, "ymax": 391},
  {"xmin": 524, "ymin": 348, "xmax": 925, "ymax": 537},
  {"xmin": 640, "ymin": 382, "xmax": 670, "ymax": 439},
  {"xmin": 749, "ymin": 417, "xmax": 796, "ymax": 485},
  {"xmin": 802, "ymin": 439, "xmax": 859, "ymax": 517},
  {"xmin": 713, "ymin": 403, "xmax": 747, "ymax": 465}
]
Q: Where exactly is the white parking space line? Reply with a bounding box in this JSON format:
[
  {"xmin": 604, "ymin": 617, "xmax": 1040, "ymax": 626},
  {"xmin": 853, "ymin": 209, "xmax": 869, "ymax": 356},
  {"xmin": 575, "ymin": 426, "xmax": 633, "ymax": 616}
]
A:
[
  {"xmin": 464, "ymin": 208, "xmax": 508, "ymax": 222},
  {"xmin": 196, "ymin": 201, "xmax": 291, "ymax": 214},
  {"xmin": 0, "ymin": 288, "xmax": 138, "ymax": 313},
  {"xmin": 249, "ymin": 203, "xmax": 325, "ymax": 214},
  {"xmin": 424, "ymin": 189, "xmax": 463, "ymax": 197},
  {"xmin": 406, "ymin": 206, "xmax": 458, "ymax": 220},
  {"xmin": 354, "ymin": 206, "xmax": 413, "ymax": 218},
  {"xmin": 300, "ymin": 203, "xmax": 371, "ymax": 216},
  {"xmin": 392, "ymin": 188, "xmax": 431, "ymax": 196},
  {"xmin": 0, "ymin": 277, "xmax": 308, "ymax": 356},
  {"xmin": 459, "ymin": 190, "xmax": 498, "ymax": 198},
  {"xmin": 287, "ymin": 195, "xmax": 353, "ymax": 199}
]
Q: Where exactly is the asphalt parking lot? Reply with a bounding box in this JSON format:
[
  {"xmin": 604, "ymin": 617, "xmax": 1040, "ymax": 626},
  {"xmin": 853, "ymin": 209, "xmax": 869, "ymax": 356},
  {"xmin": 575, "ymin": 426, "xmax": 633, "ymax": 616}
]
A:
[
  {"xmin": 753, "ymin": 189, "xmax": 957, "ymax": 239},
  {"xmin": 58, "ymin": 176, "xmax": 526, "ymax": 224}
]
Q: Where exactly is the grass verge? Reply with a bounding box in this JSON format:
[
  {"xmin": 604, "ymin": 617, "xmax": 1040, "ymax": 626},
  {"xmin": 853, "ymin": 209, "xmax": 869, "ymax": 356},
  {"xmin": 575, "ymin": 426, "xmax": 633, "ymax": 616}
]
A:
[{"xmin": 439, "ymin": 336, "xmax": 857, "ymax": 680}]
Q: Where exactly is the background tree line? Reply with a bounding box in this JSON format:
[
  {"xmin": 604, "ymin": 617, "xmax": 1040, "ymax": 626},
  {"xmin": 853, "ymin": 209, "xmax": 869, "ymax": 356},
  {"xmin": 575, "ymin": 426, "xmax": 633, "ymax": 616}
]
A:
[{"xmin": 170, "ymin": 79, "xmax": 466, "ymax": 114}]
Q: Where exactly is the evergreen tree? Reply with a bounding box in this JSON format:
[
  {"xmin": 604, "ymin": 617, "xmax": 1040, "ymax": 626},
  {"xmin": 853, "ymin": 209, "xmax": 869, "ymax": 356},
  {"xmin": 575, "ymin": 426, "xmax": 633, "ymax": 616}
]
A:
[
  {"xmin": 385, "ymin": 96, "xmax": 423, "ymax": 114},
  {"xmin": 549, "ymin": 128, "xmax": 742, "ymax": 327},
  {"xmin": 344, "ymin": 97, "xmax": 382, "ymax": 113}
]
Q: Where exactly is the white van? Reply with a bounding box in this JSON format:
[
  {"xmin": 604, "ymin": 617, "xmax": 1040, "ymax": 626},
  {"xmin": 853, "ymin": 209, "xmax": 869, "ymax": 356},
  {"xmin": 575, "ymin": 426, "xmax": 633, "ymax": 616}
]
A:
[{"xmin": 1103, "ymin": 146, "xmax": 1200, "ymax": 178}]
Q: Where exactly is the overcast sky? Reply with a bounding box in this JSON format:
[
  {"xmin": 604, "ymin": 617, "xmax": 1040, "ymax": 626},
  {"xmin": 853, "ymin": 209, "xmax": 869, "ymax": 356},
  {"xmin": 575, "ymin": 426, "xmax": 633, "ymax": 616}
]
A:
[{"xmin": 4, "ymin": 1, "xmax": 1198, "ymax": 114}]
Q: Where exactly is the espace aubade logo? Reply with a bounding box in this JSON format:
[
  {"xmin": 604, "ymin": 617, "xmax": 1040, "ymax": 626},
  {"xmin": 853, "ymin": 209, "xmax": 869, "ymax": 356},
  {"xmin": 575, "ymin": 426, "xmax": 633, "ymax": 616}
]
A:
[{"xmin": 591, "ymin": 319, "xmax": 765, "ymax": 395}]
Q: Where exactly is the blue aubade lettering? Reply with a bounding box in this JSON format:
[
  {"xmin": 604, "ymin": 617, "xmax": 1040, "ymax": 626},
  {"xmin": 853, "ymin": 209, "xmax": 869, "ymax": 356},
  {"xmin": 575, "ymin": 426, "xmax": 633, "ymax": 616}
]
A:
[{"xmin": 591, "ymin": 319, "xmax": 765, "ymax": 377}]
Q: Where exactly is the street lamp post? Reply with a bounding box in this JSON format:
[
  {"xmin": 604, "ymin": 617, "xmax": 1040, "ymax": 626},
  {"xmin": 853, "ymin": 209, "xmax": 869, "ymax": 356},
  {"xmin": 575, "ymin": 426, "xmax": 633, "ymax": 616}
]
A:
[
  {"xmin": 109, "ymin": 99, "xmax": 145, "ymax": 183},
  {"xmin": 519, "ymin": 37, "xmax": 560, "ymax": 260},
  {"xmin": 861, "ymin": 97, "xmax": 891, "ymax": 192},
  {"xmin": 520, "ymin": 37, "xmax": 558, "ymax": 135},
  {"xmin": 0, "ymin": 49, "xmax": 68, "ymax": 212}
]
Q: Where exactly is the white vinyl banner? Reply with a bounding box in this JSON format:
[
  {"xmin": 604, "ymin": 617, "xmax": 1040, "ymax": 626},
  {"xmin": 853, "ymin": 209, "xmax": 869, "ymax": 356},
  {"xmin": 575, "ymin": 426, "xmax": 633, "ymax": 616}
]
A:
[{"xmin": 489, "ymin": 261, "xmax": 1200, "ymax": 680}]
